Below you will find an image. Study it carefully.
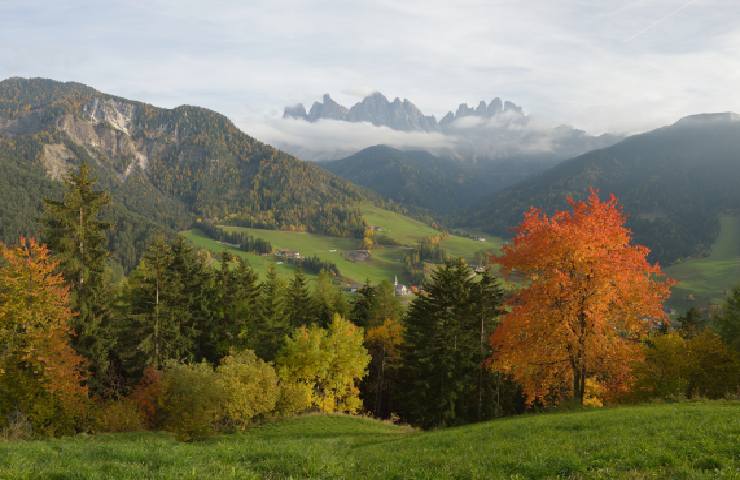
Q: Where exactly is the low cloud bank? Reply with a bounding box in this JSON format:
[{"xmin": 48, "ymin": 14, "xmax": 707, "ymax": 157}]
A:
[{"xmin": 242, "ymin": 112, "xmax": 619, "ymax": 163}]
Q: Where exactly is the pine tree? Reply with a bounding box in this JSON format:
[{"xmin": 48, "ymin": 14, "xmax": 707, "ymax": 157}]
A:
[
  {"xmin": 211, "ymin": 253, "xmax": 261, "ymax": 359},
  {"xmin": 285, "ymin": 271, "xmax": 315, "ymax": 328},
  {"xmin": 313, "ymin": 270, "xmax": 349, "ymax": 328},
  {"xmin": 398, "ymin": 260, "xmax": 481, "ymax": 428},
  {"xmin": 470, "ymin": 270, "xmax": 505, "ymax": 420},
  {"xmin": 253, "ymin": 265, "xmax": 288, "ymax": 360},
  {"xmin": 168, "ymin": 237, "xmax": 214, "ymax": 362},
  {"xmin": 122, "ymin": 236, "xmax": 193, "ymax": 374},
  {"xmin": 42, "ymin": 162, "xmax": 113, "ymax": 394},
  {"xmin": 350, "ymin": 281, "xmax": 375, "ymax": 328},
  {"xmin": 716, "ymin": 286, "xmax": 740, "ymax": 352},
  {"xmin": 231, "ymin": 257, "xmax": 261, "ymax": 348}
]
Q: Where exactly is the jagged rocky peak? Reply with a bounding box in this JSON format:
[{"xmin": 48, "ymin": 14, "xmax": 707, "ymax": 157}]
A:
[
  {"xmin": 283, "ymin": 103, "xmax": 308, "ymax": 120},
  {"xmin": 307, "ymin": 94, "xmax": 349, "ymax": 121},
  {"xmin": 439, "ymin": 97, "xmax": 522, "ymax": 127},
  {"xmin": 283, "ymin": 92, "xmax": 524, "ymax": 131},
  {"xmin": 488, "ymin": 97, "xmax": 503, "ymax": 114},
  {"xmin": 346, "ymin": 92, "xmax": 437, "ymax": 131},
  {"xmin": 503, "ymin": 100, "xmax": 523, "ymax": 114}
]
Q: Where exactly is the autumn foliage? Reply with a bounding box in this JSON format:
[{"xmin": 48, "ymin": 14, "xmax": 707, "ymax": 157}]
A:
[
  {"xmin": 490, "ymin": 191, "xmax": 674, "ymax": 406},
  {"xmin": 0, "ymin": 238, "xmax": 88, "ymax": 435}
]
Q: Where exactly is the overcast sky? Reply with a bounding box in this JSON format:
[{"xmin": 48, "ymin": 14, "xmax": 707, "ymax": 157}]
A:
[{"xmin": 2, "ymin": 0, "xmax": 739, "ymax": 137}]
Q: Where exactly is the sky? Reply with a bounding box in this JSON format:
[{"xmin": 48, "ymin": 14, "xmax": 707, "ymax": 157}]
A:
[{"xmin": 2, "ymin": 0, "xmax": 739, "ymax": 142}]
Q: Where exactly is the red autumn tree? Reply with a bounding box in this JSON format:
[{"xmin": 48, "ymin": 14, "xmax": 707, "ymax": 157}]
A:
[{"xmin": 490, "ymin": 190, "xmax": 673, "ymax": 406}]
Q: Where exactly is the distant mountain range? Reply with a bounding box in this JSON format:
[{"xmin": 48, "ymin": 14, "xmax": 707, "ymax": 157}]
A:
[
  {"xmin": 280, "ymin": 92, "xmax": 621, "ymax": 163},
  {"xmin": 0, "ymin": 77, "xmax": 378, "ymax": 270},
  {"xmin": 463, "ymin": 112, "xmax": 740, "ymax": 265},
  {"xmin": 284, "ymin": 92, "xmax": 523, "ymax": 132}
]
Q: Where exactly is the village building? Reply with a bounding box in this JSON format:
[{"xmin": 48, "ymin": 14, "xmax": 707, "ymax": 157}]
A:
[
  {"xmin": 275, "ymin": 249, "xmax": 301, "ymax": 259},
  {"xmin": 346, "ymin": 249, "xmax": 371, "ymax": 262},
  {"xmin": 394, "ymin": 276, "xmax": 411, "ymax": 297}
]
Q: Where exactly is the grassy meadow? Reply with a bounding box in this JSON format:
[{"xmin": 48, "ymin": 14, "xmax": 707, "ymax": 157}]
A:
[
  {"xmin": 183, "ymin": 204, "xmax": 503, "ymax": 285},
  {"xmin": 667, "ymin": 215, "xmax": 740, "ymax": 308},
  {"xmin": 1, "ymin": 401, "xmax": 737, "ymax": 479}
]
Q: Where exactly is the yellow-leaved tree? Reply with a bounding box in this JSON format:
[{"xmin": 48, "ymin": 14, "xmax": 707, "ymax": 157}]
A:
[{"xmin": 276, "ymin": 314, "xmax": 370, "ymax": 413}]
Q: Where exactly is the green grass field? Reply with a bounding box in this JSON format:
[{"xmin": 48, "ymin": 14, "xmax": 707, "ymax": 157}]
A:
[
  {"xmin": 183, "ymin": 204, "xmax": 503, "ymax": 285},
  {"xmin": 1, "ymin": 402, "xmax": 737, "ymax": 479},
  {"xmin": 667, "ymin": 215, "xmax": 740, "ymax": 308}
]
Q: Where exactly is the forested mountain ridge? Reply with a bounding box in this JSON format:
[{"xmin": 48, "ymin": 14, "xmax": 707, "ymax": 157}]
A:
[
  {"xmin": 464, "ymin": 113, "xmax": 740, "ymax": 265},
  {"xmin": 324, "ymin": 145, "xmax": 549, "ymax": 214},
  {"xmin": 0, "ymin": 77, "xmax": 373, "ymax": 269}
]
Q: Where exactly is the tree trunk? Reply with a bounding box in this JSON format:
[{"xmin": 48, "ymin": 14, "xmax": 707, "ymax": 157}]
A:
[
  {"xmin": 478, "ymin": 310, "xmax": 484, "ymax": 421},
  {"xmin": 79, "ymin": 206, "xmax": 84, "ymax": 287},
  {"xmin": 155, "ymin": 275, "xmax": 160, "ymax": 368}
]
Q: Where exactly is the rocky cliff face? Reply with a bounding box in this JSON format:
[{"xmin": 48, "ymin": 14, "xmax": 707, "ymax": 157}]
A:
[{"xmin": 0, "ymin": 77, "xmax": 373, "ymax": 268}]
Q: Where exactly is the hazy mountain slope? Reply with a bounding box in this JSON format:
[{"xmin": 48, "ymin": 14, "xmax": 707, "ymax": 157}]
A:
[
  {"xmin": 324, "ymin": 145, "xmax": 549, "ymax": 214},
  {"xmin": 0, "ymin": 77, "xmax": 373, "ymax": 268},
  {"xmin": 465, "ymin": 113, "xmax": 740, "ymax": 265}
]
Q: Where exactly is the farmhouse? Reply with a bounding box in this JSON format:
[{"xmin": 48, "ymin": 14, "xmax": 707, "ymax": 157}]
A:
[
  {"xmin": 346, "ymin": 249, "xmax": 371, "ymax": 262},
  {"xmin": 275, "ymin": 249, "xmax": 301, "ymax": 259}
]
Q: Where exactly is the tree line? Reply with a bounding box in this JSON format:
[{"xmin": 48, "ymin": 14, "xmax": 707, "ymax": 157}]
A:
[
  {"xmin": 194, "ymin": 222, "xmax": 273, "ymax": 254},
  {"xmin": 1, "ymin": 167, "xmax": 738, "ymax": 440}
]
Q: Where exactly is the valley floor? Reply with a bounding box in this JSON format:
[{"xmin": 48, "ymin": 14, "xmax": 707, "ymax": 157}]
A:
[{"xmin": 1, "ymin": 401, "xmax": 738, "ymax": 479}]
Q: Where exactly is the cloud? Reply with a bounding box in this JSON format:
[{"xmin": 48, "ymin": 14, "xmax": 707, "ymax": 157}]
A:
[
  {"xmin": 245, "ymin": 117, "xmax": 457, "ymax": 162},
  {"xmin": 1, "ymin": 0, "xmax": 739, "ymax": 136}
]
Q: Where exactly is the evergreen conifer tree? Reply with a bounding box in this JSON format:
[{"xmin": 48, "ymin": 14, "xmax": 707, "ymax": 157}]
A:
[{"xmin": 42, "ymin": 162, "xmax": 114, "ymax": 394}]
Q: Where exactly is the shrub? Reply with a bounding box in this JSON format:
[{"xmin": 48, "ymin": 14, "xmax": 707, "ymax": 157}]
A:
[
  {"xmin": 633, "ymin": 331, "xmax": 740, "ymax": 400},
  {"xmin": 274, "ymin": 381, "xmax": 313, "ymax": 417},
  {"xmin": 128, "ymin": 367, "xmax": 164, "ymax": 428},
  {"xmin": 95, "ymin": 399, "xmax": 144, "ymax": 433},
  {"xmin": 158, "ymin": 361, "xmax": 223, "ymax": 441},
  {"xmin": 0, "ymin": 411, "xmax": 33, "ymax": 441},
  {"xmin": 215, "ymin": 350, "xmax": 280, "ymax": 430},
  {"xmin": 632, "ymin": 333, "xmax": 691, "ymax": 400},
  {"xmin": 686, "ymin": 331, "xmax": 740, "ymax": 398}
]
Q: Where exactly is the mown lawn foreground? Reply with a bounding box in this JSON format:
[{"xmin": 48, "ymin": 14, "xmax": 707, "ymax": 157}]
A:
[{"xmin": 1, "ymin": 401, "xmax": 738, "ymax": 479}]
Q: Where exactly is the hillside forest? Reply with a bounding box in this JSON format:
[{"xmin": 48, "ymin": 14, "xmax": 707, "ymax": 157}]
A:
[{"xmin": 1, "ymin": 164, "xmax": 738, "ymax": 440}]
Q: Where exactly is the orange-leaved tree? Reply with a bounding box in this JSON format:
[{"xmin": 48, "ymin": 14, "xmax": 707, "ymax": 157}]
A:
[
  {"xmin": 0, "ymin": 238, "xmax": 88, "ymax": 435},
  {"xmin": 490, "ymin": 190, "xmax": 673, "ymax": 406}
]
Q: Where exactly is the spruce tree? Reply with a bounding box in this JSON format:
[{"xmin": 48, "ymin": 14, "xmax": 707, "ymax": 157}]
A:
[
  {"xmin": 42, "ymin": 162, "xmax": 113, "ymax": 394},
  {"xmin": 123, "ymin": 236, "xmax": 193, "ymax": 374},
  {"xmin": 717, "ymin": 286, "xmax": 740, "ymax": 352},
  {"xmin": 285, "ymin": 271, "xmax": 315, "ymax": 328},
  {"xmin": 350, "ymin": 281, "xmax": 376, "ymax": 328},
  {"xmin": 231, "ymin": 257, "xmax": 261, "ymax": 349},
  {"xmin": 313, "ymin": 270, "xmax": 349, "ymax": 327},
  {"xmin": 254, "ymin": 265, "xmax": 288, "ymax": 360},
  {"xmin": 211, "ymin": 253, "xmax": 261, "ymax": 359},
  {"xmin": 398, "ymin": 260, "xmax": 507, "ymax": 428},
  {"xmin": 471, "ymin": 270, "xmax": 505, "ymax": 420}
]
